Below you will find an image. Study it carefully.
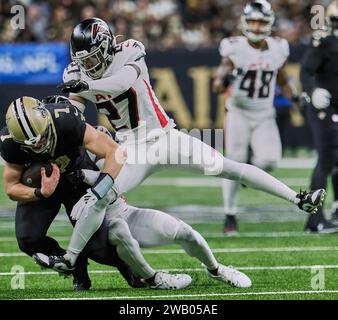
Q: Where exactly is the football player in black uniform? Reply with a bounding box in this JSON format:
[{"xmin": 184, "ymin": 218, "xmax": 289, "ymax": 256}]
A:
[
  {"xmin": 0, "ymin": 96, "xmax": 143, "ymax": 289},
  {"xmin": 300, "ymin": 1, "xmax": 338, "ymax": 233}
]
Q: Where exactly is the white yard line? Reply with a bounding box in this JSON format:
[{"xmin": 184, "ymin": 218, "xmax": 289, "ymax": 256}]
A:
[
  {"xmin": 1, "ymin": 265, "xmax": 337, "ymax": 276},
  {"xmin": 141, "ymin": 177, "xmax": 308, "ymax": 187},
  {"xmin": 23, "ymin": 289, "xmax": 338, "ymax": 300},
  {"xmin": 142, "ymin": 246, "xmax": 338, "ymax": 254},
  {"xmin": 2, "ymin": 246, "xmax": 338, "ymax": 257},
  {"xmin": 0, "ymin": 231, "xmax": 320, "ymax": 242}
]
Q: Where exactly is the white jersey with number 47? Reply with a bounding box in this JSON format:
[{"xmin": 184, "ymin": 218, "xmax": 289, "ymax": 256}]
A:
[
  {"xmin": 219, "ymin": 36, "xmax": 289, "ymax": 112},
  {"xmin": 63, "ymin": 39, "xmax": 175, "ymax": 138}
]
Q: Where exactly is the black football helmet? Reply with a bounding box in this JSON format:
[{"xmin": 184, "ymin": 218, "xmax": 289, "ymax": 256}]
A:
[
  {"xmin": 70, "ymin": 18, "xmax": 115, "ymax": 79},
  {"xmin": 240, "ymin": 0, "xmax": 275, "ymax": 43},
  {"xmin": 326, "ymin": 1, "xmax": 338, "ymax": 37}
]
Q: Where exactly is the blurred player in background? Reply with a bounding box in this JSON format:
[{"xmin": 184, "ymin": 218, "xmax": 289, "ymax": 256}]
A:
[
  {"xmin": 300, "ymin": 1, "xmax": 338, "ymax": 233},
  {"xmin": 213, "ymin": 0, "xmax": 298, "ymax": 233}
]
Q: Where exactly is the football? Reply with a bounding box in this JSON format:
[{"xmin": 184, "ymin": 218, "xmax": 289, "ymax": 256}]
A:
[{"xmin": 21, "ymin": 162, "xmax": 53, "ymax": 188}]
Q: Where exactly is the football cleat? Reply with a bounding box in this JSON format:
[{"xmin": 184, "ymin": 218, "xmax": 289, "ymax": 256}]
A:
[
  {"xmin": 223, "ymin": 215, "xmax": 239, "ymax": 235},
  {"xmin": 296, "ymin": 189, "xmax": 326, "ymax": 214},
  {"xmin": 73, "ymin": 279, "xmax": 92, "ymax": 291},
  {"xmin": 331, "ymin": 206, "xmax": 338, "ymax": 225},
  {"xmin": 33, "ymin": 253, "xmax": 75, "ymax": 274},
  {"xmin": 305, "ymin": 219, "xmax": 338, "ymax": 234},
  {"xmin": 142, "ymin": 272, "xmax": 192, "ymax": 290},
  {"xmin": 204, "ymin": 264, "xmax": 252, "ymax": 288}
]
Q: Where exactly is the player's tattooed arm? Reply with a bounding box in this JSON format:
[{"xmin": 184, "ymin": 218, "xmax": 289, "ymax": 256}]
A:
[{"xmin": 213, "ymin": 57, "xmax": 235, "ymax": 94}]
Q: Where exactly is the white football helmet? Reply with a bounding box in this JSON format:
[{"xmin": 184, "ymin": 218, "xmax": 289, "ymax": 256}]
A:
[{"xmin": 240, "ymin": 0, "xmax": 275, "ymax": 43}]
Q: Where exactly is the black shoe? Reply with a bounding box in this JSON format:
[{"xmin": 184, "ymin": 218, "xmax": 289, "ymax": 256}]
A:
[
  {"xmin": 305, "ymin": 219, "xmax": 338, "ymax": 234},
  {"xmin": 297, "ymin": 189, "xmax": 326, "ymax": 214},
  {"xmin": 33, "ymin": 253, "xmax": 74, "ymax": 274},
  {"xmin": 223, "ymin": 215, "xmax": 238, "ymax": 234},
  {"xmin": 331, "ymin": 207, "xmax": 338, "ymax": 225},
  {"xmin": 72, "ymin": 255, "xmax": 91, "ymax": 291},
  {"xmin": 73, "ymin": 278, "xmax": 91, "ymax": 291}
]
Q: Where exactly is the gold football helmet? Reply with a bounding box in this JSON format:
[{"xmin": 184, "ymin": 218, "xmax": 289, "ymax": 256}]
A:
[{"xmin": 5, "ymin": 96, "xmax": 53, "ymax": 154}]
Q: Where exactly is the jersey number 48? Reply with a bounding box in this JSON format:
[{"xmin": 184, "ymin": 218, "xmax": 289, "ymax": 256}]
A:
[{"xmin": 239, "ymin": 70, "xmax": 274, "ymax": 99}]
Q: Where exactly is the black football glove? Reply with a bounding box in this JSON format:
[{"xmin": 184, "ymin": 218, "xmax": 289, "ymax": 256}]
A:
[{"xmin": 57, "ymin": 80, "xmax": 89, "ymax": 93}]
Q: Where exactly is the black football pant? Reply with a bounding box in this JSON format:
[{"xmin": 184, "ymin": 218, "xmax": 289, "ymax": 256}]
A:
[
  {"xmin": 305, "ymin": 105, "xmax": 338, "ymax": 226},
  {"xmin": 15, "ymin": 176, "xmax": 142, "ymax": 288}
]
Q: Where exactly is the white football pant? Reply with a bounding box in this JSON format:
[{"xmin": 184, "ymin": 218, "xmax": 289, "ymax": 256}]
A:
[{"xmin": 222, "ymin": 109, "xmax": 282, "ymax": 216}]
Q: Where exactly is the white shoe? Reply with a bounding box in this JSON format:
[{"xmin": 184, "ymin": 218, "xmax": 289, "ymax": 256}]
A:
[
  {"xmin": 143, "ymin": 272, "xmax": 192, "ymax": 290},
  {"xmin": 204, "ymin": 264, "xmax": 252, "ymax": 288}
]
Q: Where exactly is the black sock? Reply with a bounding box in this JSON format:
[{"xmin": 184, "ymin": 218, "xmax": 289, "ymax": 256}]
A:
[
  {"xmin": 145, "ymin": 273, "xmax": 157, "ymax": 286},
  {"xmin": 208, "ymin": 268, "xmax": 219, "ymax": 276}
]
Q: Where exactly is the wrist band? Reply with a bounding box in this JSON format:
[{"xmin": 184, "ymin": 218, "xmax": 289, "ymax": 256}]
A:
[
  {"xmin": 34, "ymin": 188, "xmax": 46, "ymax": 199},
  {"xmin": 91, "ymin": 173, "xmax": 114, "ymax": 200}
]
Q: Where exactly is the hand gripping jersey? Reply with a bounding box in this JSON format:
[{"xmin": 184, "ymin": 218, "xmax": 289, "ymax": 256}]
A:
[
  {"xmin": 63, "ymin": 39, "xmax": 175, "ymax": 139},
  {"xmin": 219, "ymin": 36, "xmax": 289, "ymax": 112}
]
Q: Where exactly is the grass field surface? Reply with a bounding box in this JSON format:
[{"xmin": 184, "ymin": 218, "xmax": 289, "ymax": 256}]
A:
[{"xmin": 0, "ymin": 166, "xmax": 338, "ymax": 300}]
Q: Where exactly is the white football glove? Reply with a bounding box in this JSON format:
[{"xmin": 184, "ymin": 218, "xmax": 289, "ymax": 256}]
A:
[{"xmin": 311, "ymin": 88, "xmax": 331, "ymax": 109}]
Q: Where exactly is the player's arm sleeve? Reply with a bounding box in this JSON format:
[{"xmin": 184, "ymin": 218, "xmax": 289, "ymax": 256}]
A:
[
  {"xmin": 0, "ymin": 139, "xmax": 30, "ymax": 165},
  {"xmin": 86, "ymin": 64, "xmax": 140, "ymax": 96},
  {"xmin": 300, "ymin": 44, "xmax": 324, "ymax": 94},
  {"xmin": 86, "ymin": 40, "xmax": 146, "ymax": 96}
]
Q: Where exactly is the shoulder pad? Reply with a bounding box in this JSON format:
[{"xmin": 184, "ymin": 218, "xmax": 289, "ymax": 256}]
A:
[{"xmin": 219, "ymin": 37, "xmax": 240, "ymax": 57}]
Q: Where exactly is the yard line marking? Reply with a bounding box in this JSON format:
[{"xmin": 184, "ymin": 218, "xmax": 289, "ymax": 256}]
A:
[
  {"xmin": 2, "ymin": 246, "xmax": 338, "ymax": 257},
  {"xmin": 141, "ymin": 177, "xmax": 308, "ymax": 187},
  {"xmin": 0, "ymin": 231, "xmax": 320, "ymax": 242},
  {"xmin": 23, "ymin": 289, "xmax": 338, "ymax": 300},
  {"xmin": 201, "ymin": 231, "xmax": 320, "ymax": 238},
  {"xmin": 142, "ymin": 246, "xmax": 338, "ymax": 254},
  {"xmin": 1, "ymin": 265, "xmax": 338, "ymax": 276},
  {"xmin": 0, "ymin": 237, "xmax": 70, "ymax": 242}
]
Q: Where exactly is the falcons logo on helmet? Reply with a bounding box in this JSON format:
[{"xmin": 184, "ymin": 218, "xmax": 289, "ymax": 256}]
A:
[{"xmin": 91, "ymin": 23, "xmax": 110, "ymax": 45}]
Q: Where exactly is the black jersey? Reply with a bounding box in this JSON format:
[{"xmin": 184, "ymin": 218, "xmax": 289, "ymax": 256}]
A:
[
  {"xmin": 300, "ymin": 33, "xmax": 338, "ymax": 110},
  {"xmin": 0, "ymin": 102, "xmax": 90, "ymax": 175}
]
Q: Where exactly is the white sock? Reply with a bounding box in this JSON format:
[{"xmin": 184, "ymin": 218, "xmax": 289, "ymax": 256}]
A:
[
  {"xmin": 222, "ymin": 179, "xmax": 239, "ymax": 215},
  {"xmin": 175, "ymin": 222, "xmax": 218, "ymax": 270},
  {"xmin": 222, "ymin": 159, "xmax": 298, "ymax": 204},
  {"xmin": 67, "ymin": 204, "xmax": 106, "ymax": 266},
  {"xmin": 108, "ymin": 218, "xmax": 155, "ymax": 279}
]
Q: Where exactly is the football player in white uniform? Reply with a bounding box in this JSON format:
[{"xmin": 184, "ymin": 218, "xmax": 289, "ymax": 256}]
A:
[
  {"xmin": 213, "ymin": 0, "xmax": 298, "ymax": 233},
  {"xmin": 53, "ymin": 17, "xmax": 325, "ymax": 274}
]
